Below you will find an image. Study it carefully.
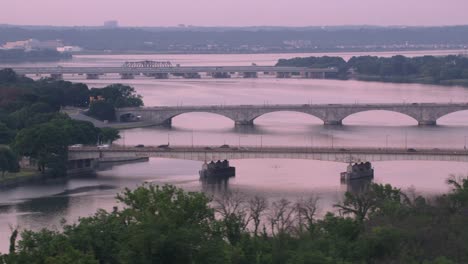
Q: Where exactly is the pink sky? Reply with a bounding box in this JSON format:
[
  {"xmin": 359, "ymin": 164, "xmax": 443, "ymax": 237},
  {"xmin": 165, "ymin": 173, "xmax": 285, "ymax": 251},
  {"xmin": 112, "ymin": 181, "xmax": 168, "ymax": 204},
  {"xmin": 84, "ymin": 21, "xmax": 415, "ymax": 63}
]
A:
[{"xmin": 2, "ymin": 0, "xmax": 468, "ymax": 27}]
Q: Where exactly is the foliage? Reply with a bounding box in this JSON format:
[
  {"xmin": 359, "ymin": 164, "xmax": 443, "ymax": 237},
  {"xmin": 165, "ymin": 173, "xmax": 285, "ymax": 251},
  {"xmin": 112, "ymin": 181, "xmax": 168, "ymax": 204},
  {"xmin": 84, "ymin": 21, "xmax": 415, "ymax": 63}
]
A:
[
  {"xmin": 3, "ymin": 180, "xmax": 468, "ymax": 263},
  {"xmin": 99, "ymin": 127, "xmax": 120, "ymax": 144},
  {"xmin": 276, "ymin": 55, "xmax": 468, "ymax": 86},
  {"xmin": 0, "ymin": 147, "xmax": 19, "ymax": 177},
  {"xmin": 0, "ymin": 122, "xmax": 15, "ymax": 144},
  {"xmin": 90, "ymin": 84, "xmax": 143, "ymax": 108},
  {"xmin": 88, "ymin": 101, "xmax": 116, "ymax": 121}
]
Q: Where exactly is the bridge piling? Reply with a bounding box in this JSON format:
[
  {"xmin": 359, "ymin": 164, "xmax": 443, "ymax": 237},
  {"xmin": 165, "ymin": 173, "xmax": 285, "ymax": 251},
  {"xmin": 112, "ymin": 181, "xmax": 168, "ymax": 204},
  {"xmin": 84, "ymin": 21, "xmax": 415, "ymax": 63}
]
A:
[{"xmin": 235, "ymin": 120, "xmax": 254, "ymax": 126}]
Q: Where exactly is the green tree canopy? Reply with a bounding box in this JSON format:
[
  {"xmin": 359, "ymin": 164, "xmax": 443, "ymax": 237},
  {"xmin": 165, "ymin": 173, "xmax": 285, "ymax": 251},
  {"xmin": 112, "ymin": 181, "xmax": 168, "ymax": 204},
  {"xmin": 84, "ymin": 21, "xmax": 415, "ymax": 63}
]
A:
[
  {"xmin": 99, "ymin": 127, "xmax": 120, "ymax": 144},
  {"xmin": 0, "ymin": 147, "xmax": 19, "ymax": 177}
]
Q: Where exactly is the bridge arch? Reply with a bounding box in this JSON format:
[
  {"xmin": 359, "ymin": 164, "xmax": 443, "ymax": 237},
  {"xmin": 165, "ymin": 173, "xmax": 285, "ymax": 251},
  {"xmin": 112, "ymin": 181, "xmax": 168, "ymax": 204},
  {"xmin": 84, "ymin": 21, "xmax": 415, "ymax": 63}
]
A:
[
  {"xmin": 341, "ymin": 110, "xmax": 419, "ymax": 126},
  {"xmin": 250, "ymin": 110, "xmax": 324, "ymax": 126},
  {"xmin": 168, "ymin": 111, "xmax": 237, "ymax": 128},
  {"xmin": 436, "ymin": 109, "xmax": 468, "ymax": 126}
]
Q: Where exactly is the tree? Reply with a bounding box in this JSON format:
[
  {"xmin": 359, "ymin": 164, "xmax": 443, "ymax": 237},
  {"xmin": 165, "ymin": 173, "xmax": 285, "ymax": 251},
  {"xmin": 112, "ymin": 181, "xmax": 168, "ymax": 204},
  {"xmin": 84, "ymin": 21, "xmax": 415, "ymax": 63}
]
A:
[
  {"xmin": 99, "ymin": 127, "xmax": 120, "ymax": 144},
  {"xmin": 90, "ymin": 84, "xmax": 143, "ymax": 108},
  {"xmin": 64, "ymin": 83, "xmax": 90, "ymax": 107},
  {"xmin": 0, "ymin": 122, "xmax": 15, "ymax": 144},
  {"xmin": 0, "ymin": 68, "xmax": 18, "ymax": 83},
  {"xmin": 0, "ymin": 147, "xmax": 19, "ymax": 177},
  {"xmin": 88, "ymin": 101, "xmax": 115, "ymax": 121},
  {"xmin": 334, "ymin": 183, "xmax": 408, "ymax": 222},
  {"xmin": 12, "ymin": 122, "xmax": 68, "ymax": 175},
  {"xmin": 248, "ymin": 195, "xmax": 268, "ymax": 237}
]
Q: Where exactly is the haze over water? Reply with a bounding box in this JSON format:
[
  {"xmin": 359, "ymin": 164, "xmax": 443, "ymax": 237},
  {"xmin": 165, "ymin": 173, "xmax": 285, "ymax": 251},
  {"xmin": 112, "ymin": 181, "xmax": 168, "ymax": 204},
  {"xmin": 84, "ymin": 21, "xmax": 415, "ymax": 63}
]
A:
[{"xmin": 1, "ymin": 51, "xmax": 468, "ymax": 252}]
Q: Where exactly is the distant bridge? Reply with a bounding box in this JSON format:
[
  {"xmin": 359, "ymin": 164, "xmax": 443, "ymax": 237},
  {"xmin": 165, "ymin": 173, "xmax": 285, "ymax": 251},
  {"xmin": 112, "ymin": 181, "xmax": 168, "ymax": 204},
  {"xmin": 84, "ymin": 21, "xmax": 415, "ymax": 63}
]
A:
[
  {"xmin": 68, "ymin": 146, "xmax": 468, "ymax": 163},
  {"xmin": 115, "ymin": 102, "xmax": 468, "ymax": 126},
  {"xmin": 11, "ymin": 65, "xmax": 338, "ymax": 79}
]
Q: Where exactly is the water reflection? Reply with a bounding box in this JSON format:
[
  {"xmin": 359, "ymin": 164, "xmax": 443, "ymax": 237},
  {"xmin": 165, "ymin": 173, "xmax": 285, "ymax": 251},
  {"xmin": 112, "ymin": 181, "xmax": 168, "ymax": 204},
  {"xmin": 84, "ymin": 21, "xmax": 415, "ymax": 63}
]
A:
[{"xmin": 200, "ymin": 176, "xmax": 232, "ymax": 194}]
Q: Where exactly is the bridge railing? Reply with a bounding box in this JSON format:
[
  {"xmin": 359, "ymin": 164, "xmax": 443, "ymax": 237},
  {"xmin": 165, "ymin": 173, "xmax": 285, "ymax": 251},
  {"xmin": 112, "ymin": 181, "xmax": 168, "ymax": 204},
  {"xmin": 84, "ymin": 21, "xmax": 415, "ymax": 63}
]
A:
[
  {"xmin": 68, "ymin": 145, "xmax": 468, "ymax": 155},
  {"xmin": 115, "ymin": 102, "xmax": 468, "ymax": 111}
]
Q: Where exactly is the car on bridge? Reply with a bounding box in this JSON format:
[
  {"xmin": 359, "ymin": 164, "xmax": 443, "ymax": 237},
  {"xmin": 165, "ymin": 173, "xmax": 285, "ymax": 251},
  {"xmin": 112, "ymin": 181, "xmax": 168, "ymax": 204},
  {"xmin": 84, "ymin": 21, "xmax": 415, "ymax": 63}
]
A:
[{"xmin": 220, "ymin": 144, "xmax": 230, "ymax": 148}]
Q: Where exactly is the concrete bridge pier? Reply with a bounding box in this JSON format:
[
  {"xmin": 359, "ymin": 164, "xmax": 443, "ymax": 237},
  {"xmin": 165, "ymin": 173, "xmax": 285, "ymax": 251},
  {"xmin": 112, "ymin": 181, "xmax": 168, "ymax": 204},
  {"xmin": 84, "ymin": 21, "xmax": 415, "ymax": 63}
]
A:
[
  {"xmin": 154, "ymin": 73, "xmax": 169, "ymax": 79},
  {"xmin": 243, "ymin": 72, "xmax": 258, "ymax": 78},
  {"xmin": 183, "ymin": 73, "xmax": 201, "ymax": 79},
  {"xmin": 301, "ymin": 72, "xmax": 326, "ymax": 79},
  {"xmin": 276, "ymin": 72, "xmax": 291, "ymax": 78},
  {"xmin": 211, "ymin": 72, "xmax": 231, "ymax": 78},
  {"xmin": 120, "ymin": 73, "xmax": 135, "ymax": 79},
  {"xmin": 50, "ymin": 73, "xmax": 63, "ymax": 80},
  {"xmin": 86, "ymin": 73, "xmax": 100, "ymax": 80},
  {"xmin": 418, "ymin": 120, "xmax": 437, "ymax": 126},
  {"xmin": 323, "ymin": 119, "xmax": 343, "ymax": 125},
  {"xmin": 161, "ymin": 118, "xmax": 172, "ymax": 127},
  {"xmin": 235, "ymin": 119, "xmax": 254, "ymax": 126}
]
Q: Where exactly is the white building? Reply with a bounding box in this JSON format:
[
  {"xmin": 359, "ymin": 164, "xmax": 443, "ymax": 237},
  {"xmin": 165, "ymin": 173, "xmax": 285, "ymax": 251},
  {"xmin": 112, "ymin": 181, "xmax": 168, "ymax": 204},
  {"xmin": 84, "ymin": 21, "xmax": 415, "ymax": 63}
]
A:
[
  {"xmin": 57, "ymin": 46, "xmax": 83, "ymax": 53},
  {"xmin": 2, "ymin": 39, "xmax": 63, "ymax": 51}
]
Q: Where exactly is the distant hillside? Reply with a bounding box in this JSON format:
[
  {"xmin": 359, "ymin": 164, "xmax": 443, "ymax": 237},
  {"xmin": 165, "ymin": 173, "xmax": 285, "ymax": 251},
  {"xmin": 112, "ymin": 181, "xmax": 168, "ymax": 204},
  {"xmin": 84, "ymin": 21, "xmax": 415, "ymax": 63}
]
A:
[{"xmin": 1, "ymin": 25, "xmax": 468, "ymax": 54}]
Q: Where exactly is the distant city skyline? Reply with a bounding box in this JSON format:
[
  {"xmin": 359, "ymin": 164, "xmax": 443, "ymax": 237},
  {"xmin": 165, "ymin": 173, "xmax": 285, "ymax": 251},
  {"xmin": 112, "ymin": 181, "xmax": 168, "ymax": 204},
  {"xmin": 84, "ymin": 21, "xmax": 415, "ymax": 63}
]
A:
[{"xmin": 1, "ymin": 0, "xmax": 468, "ymax": 27}]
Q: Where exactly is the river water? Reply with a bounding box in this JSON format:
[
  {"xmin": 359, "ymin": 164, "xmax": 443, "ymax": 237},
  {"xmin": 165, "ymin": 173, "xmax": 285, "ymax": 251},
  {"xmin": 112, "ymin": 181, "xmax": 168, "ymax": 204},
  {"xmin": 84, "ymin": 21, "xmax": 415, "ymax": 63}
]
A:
[{"xmin": 1, "ymin": 50, "xmax": 468, "ymax": 252}]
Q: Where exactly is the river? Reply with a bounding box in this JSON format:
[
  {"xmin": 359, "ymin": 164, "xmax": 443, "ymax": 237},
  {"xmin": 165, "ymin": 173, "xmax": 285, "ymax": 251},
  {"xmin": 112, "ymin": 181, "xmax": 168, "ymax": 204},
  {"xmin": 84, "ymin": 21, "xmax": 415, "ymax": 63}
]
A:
[{"xmin": 1, "ymin": 50, "xmax": 468, "ymax": 253}]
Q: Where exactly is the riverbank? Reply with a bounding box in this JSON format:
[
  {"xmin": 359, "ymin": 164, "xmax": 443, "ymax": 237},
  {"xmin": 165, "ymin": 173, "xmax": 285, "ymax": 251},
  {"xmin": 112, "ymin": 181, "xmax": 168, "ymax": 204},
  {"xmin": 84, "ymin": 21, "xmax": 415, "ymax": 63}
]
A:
[{"xmin": 0, "ymin": 169, "xmax": 43, "ymax": 188}]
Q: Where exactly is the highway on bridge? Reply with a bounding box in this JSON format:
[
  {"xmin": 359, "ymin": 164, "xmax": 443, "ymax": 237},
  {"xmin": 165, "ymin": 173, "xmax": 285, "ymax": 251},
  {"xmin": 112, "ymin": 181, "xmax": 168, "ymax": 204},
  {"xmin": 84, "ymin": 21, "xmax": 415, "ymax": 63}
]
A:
[{"xmin": 68, "ymin": 145, "xmax": 468, "ymax": 163}]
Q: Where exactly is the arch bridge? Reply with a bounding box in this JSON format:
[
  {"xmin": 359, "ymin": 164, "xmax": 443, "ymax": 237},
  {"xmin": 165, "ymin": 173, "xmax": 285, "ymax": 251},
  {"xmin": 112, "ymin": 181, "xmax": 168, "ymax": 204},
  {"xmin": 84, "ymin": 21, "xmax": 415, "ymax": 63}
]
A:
[{"xmin": 115, "ymin": 102, "xmax": 468, "ymax": 127}]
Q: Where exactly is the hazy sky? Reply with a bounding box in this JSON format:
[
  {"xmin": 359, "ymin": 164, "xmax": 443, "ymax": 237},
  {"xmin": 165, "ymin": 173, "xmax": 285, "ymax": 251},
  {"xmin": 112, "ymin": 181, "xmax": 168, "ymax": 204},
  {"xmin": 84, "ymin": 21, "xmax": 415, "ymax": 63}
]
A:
[{"xmin": 1, "ymin": 0, "xmax": 468, "ymax": 27}]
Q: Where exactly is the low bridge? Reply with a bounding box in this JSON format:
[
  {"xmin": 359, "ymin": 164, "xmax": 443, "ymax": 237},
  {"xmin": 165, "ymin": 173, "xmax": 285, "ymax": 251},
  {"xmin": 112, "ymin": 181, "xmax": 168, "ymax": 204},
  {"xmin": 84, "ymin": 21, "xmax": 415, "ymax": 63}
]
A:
[
  {"xmin": 115, "ymin": 102, "xmax": 468, "ymax": 126},
  {"xmin": 68, "ymin": 146, "xmax": 468, "ymax": 163},
  {"xmin": 11, "ymin": 65, "xmax": 338, "ymax": 79}
]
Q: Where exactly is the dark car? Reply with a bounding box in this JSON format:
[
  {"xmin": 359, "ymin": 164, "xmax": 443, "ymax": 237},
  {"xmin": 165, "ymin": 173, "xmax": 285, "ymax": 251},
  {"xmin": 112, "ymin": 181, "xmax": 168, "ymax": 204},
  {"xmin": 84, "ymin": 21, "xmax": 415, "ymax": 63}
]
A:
[
  {"xmin": 219, "ymin": 144, "xmax": 230, "ymax": 148},
  {"xmin": 407, "ymin": 148, "xmax": 417, "ymax": 152},
  {"xmin": 157, "ymin": 144, "xmax": 171, "ymax": 149},
  {"xmin": 135, "ymin": 144, "xmax": 145, "ymax": 148}
]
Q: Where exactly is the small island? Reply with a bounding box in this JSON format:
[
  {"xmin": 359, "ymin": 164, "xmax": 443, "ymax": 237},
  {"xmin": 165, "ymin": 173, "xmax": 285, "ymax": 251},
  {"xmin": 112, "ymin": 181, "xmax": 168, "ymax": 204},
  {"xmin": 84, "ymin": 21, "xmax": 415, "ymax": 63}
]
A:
[{"xmin": 277, "ymin": 54, "xmax": 468, "ymax": 87}]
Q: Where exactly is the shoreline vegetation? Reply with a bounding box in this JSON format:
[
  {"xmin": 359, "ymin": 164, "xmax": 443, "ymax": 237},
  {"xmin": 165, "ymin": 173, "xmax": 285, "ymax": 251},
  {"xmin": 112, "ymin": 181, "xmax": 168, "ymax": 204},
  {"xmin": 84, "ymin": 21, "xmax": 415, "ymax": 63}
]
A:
[
  {"xmin": 0, "ymin": 68, "xmax": 143, "ymax": 184},
  {"xmin": 0, "ymin": 49, "xmax": 71, "ymax": 63},
  {"xmin": 276, "ymin": 55, "xmax": 468, "ymax": 87},
  {"xmin": 2, "ymin": 179, "xmax": 468, "ymax": 263}
]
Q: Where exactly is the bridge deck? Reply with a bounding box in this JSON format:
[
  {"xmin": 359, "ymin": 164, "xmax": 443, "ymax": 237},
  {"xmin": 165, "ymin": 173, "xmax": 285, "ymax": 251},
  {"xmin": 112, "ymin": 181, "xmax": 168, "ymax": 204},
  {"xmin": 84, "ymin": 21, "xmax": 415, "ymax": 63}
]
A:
[
  {"xmin": 68, "ymin": 145, "xmax": 468, "ymax": 163},
  {"xmin": 12, "ymin": 66, "xmax": 338, "ymax": 75}
]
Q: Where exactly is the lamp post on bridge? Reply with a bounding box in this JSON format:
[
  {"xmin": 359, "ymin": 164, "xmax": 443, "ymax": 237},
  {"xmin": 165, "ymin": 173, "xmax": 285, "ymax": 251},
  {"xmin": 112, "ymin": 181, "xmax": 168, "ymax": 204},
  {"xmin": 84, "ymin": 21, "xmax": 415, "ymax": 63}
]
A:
[{"xmin": 386, "ymin": 135, "xmax": 389, "ymax": 151}]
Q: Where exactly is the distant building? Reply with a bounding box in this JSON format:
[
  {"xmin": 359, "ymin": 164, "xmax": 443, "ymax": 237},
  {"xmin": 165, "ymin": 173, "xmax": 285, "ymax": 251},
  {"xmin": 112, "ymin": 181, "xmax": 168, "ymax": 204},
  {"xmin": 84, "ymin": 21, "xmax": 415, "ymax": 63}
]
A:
[
  {"xmin": 2, "ymin": 39, "xmax": 63, "ymax": 51},
  {"xmin": 57, "ymin": 46, "xmax": 83, "ymax": 53},
  {"xmin": 103, "ymin": 20, "xmax": 119, "ymax": 28}
]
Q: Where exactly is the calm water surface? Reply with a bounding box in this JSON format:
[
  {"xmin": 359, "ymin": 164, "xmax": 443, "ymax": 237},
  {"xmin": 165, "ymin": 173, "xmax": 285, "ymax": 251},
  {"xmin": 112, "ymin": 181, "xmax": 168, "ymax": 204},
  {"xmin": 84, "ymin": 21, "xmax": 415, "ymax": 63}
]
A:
[{"xmin": 1, "ymin": 51, "xmax": 468, "ymax": 252}]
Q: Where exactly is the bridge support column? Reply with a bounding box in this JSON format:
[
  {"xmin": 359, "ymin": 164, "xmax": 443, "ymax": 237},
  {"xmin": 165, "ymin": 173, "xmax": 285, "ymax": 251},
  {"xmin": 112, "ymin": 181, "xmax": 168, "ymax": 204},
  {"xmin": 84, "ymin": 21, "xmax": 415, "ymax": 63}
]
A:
[
  {"xmin": 183, "ymin": 73, "xmax": 201, "ymax": 79},
  {"xmin": 418, "ymin": 120, "xmax": 437, "ymax": 126},
  {"xmin": 211, "ymin": 72, "xmax": 231, "ymax": 78},
  {"xmin": 86, "ymin": 73, "xmax": 99, "ymax": 80},
  {"xmin": 120, "ymin": 73, "xmax": 135, "ymax": 79},
  {"xmin": 154, "ymin": 73, "xmax": 169, "ymax": 79},
  {"xmin": 235, "ymin": 120, "xmax": 254, "ymax": 126},
  {"xmin": 50, "ymin": 73, "xmax": 63, "ymax": 80},
  {"xmin": 243, "ymin": 72, "xmax": 258, "ymax": 78},
  {"xmin": 324, "ymin": 120, "xmax": 342, "ymax": 125},
  {"xmin": 276, "ymin": 72, "xmax": 291, "ymax": 78},
  {"xmin": 161, "ymin": 118, "xmax": 172, "ymax": 127}
]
